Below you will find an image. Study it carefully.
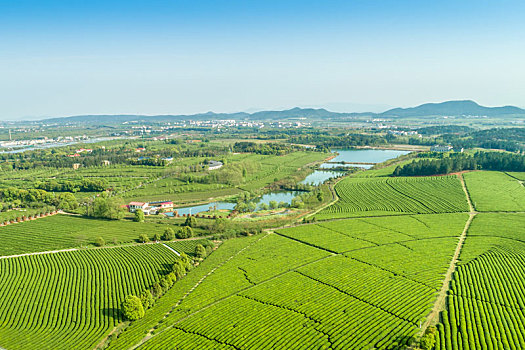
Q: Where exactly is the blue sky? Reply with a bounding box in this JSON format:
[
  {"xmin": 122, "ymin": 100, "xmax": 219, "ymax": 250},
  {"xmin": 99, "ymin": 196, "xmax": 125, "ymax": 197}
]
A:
[{"xmin": 1, "ymin": 0, "xmax": 525, "ymax": 119}]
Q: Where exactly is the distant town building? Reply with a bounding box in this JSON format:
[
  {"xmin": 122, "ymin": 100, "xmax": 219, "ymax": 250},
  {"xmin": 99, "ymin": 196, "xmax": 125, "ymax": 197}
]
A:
[
  {"xmin": 430, "ymin": 145, "xmax": 453, "ymax": 152},
  {"xmin": 72, "ymin": 163, "xmax": 81, "ymax": 170},
  {"xmin": 207, "ymin": 160, "xmax": 223, "ymax": 170}
]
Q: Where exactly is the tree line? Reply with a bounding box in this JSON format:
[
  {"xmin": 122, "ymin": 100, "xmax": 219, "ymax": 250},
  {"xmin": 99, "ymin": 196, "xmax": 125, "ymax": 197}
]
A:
[{"xmin": 393, "ymin": 151, "xmax": 525, "ymax": 176}]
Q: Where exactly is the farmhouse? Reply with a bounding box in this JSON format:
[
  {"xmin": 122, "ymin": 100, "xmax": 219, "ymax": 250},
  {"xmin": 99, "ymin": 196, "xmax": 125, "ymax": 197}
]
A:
[
  {"xmin": 150, "ymin": 201, "xmax": 173, "ymax": 210},
  {"xmin": 430, "ymin": 145, "xmax": 453, "ymax": 152},
  {"xmin": 129, "ymin": 201, "xmax": 148, "ymax": 213},
  {"xmin": 208, "ymin": 160, "xmax": 223, "ymax": 170}
]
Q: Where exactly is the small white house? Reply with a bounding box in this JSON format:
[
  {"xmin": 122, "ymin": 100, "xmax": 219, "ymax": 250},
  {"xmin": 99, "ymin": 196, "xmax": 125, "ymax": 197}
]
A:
[
  {"xmin": 208, "ymin": 160, "xmax": 223, "ymax": 170},
  {"xmin": 430, "ymin": 145, "xmax": 453, "ymax": 152},
  {"xmin": 129, "ymin": 202, "xmax": 149, "ymax": 213},
  {"xmin": 150, "ymin": 201, "xmax": 173, "ymax": 210}
]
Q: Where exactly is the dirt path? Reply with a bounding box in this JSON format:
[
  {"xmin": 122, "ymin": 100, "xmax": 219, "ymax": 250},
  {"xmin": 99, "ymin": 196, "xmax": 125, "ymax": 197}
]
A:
[
  {"xmin": 458, "ymin": 173, "xmax": 474, "ymax": 213},
  {"xmin": 0, "ymin": 248, "xmax": 78, "ymax": 260},
  {"xmin": 162, "ymin": 243, "xmax": 180, "ymax": 256},
  {"xmin": 302, "ymin": 176, "xmax": 342, "ymax": 220},
  {"xmin": 420, "ymin": 212, "xmax": 475, "ymax": 332},
  {"xmin": 420, "ymin": 173, "xmax": 476, "ymax": 333}
]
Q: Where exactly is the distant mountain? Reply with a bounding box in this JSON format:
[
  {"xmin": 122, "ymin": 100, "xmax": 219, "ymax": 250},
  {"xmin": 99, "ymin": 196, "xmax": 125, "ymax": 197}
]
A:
[
  {"xmin": 42, "ymin": 112, "xmax": 250, "ymax": 125},
  {"xmin": 31, "ymin": 100, "xmax": 525, "ymax": 125},
  {"xmin": 247, "ymin": 107, "xmax": 347, "ymax": 120},
  {"xmin": 381, "ymin": 100, "xmax": 525, "ymax": 117},
  {"xmin": 39, "ymin": 108, "xmax": 347, "ymax": 125}
]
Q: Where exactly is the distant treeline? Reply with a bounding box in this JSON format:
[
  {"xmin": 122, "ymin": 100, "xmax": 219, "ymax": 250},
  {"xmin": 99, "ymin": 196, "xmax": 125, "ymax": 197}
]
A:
[
  {"xmin": 416, "ymin": 125, "xmax": 474, "ymax": 135},
  {"xmin": 0, "ymin": 187, "xmax": 78, "ymax": 210},
  {"xmin": 232, "ymin": 142, "xmax": 299, "ymax": 155},
  {"xmin": 288, "ymin": 133, "xmax": 387, "ymax": 149},
  {"xmin": 393, "ymin": 151, "xmax": 525, "ymax": 176},
  {"xmin": 406, "ymin": 127, "xmax": 525, "ymax": 152},
  {"xmin": 34, "ymin": 179, "xmax": 108, "ymax": 192}
]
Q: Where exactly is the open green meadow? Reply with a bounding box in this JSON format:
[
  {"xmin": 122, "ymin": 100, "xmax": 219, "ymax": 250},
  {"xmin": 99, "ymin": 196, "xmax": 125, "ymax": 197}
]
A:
[
  {"xmin": 463, "ymin": 171, "xmax": 525, "ymax": 212},
  {"xmin": 316, "ymin": 175, "xmax": 468, "ymax": 220},
  {"xmin": 0, "ymin": 244, "xmax": 180, "ymax": 350}
]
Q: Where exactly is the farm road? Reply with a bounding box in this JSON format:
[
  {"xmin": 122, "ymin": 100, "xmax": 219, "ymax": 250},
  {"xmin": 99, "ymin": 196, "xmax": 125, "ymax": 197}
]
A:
[{"xmin": 420, "ymin": 173, "xmax": 476, "ymax": 333}]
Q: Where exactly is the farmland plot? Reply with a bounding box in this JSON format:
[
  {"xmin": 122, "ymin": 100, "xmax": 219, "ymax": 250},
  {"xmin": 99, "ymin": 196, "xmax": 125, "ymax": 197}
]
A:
[
  {"xmin": 463, "ymin": 171, "xmax": 525, "ymax": 212},
  {"xmin": 317, "ymin": 176, "xmax": 468, "ymax": 220},
  {"xmin": 0, "ymin": 245, "xmax": 180, "ymax": 350},
  {"xmin": 109, "ymin": 214, "xmax": 467, "ymax": 350}
]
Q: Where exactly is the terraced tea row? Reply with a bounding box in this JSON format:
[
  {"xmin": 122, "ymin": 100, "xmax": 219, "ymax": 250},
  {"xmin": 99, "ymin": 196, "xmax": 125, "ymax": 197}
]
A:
[
  {"xmin": 108, "ymin": 213, "xmax": 468, "ymax": 349},
  {"xmin": 437, "ymin": 213, "xmax": 525, "ymax": 350},
  {"xmin": 317, "ymin": 176, "xmax": 468, "ymax": 220},
  {"xmin": 0, "ymin": 214, "xmax": 197, "ymax": 256},
  {"xmin": 0, "ymin": 244, "xmax": 180, "ymax": 350},
  {"xmin": 463, "ymin": 171, "xmax": 525, "ymax": 212}
]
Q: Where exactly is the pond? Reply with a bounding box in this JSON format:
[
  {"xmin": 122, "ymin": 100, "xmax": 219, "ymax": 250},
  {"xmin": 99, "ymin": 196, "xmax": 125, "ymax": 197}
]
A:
[
  {"xmin": 301, "ymin": 170, "xmax": 344, "ymax": 185},
  {"xmin": 164, "ymin": 191, "xmax": 303, "ymax": 216},
  {"xmin": 164, "ymin": 148, "xmax": 412, "ymax": 216},
  {"xmin": 329, "ymin": 149, "xmax": 411, "ymax": 167}
]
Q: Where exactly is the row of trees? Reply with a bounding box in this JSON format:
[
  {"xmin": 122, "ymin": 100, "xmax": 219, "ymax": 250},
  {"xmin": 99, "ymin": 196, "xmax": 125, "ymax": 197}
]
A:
[
  {"xmin": 0, "ymin": 188, "xmax": 78, "ymax": 211},
  {"xmin": 393, "ymin": 151, "xmax": 525, "ymax": 176},
  {"xmin": 34, "ymin": 178, "xmax": 108, "ymax": 192},
  {"xmin": 122, "ymin": 253, "xmax": 194, "ymax": 321}
]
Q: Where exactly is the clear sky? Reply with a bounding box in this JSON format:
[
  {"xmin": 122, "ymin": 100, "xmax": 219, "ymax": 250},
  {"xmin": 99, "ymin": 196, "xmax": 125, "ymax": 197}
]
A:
[{"xmin": 1, "ymin": 0, "xmax": 525, "ymax": 119}]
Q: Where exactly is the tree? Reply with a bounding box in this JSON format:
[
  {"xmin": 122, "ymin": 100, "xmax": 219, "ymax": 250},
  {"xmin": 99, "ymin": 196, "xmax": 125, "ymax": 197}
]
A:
[
  {"xmin": 121, "ymin": 295, "xmax": 144, "ymax": 321},
  {"xmin": 176, "ymin": 226, "xmax": 193, "ymax": 239},
  {"xmin": 139, "ymin": 290, "xmax": 155, "ymax": 309},
  {"xmin": 420, "ymin": 326, "xmax": 437, "ymax": 350},
  {"xmin": 162, "ymin": 227, "xmax": 175, "ymax": 241},
  {"xmin": 95, "ymin": 236, "xmax": 105, "ymax": 247},
  {"xmin": 317, "ymin": 192, "xmax": 324, "ymax": 202},
  {"xmin": 184, "ymin": 215, "xmax": 197, "ymax": 228},
  {"xmin": 56, "ymin": 192, "xmax": 79, "ymax": 211},
  {"xmin": 138, "ymin": 233, "xmax": 149, "ymax": 243},
  {"xmin": 269, "ymin": 200, "xmax": 278, "ymax": 210},
  {"xmin": 258, "ymin": 202, "xmax": 269, "ymax": 211},
  {"xmin": 195, "ymin": 244, "xmax": 207, "ymax": 259},
  {"xmin": 134, "ymin": 209, "xmax": 145, "ymax": 223},
  {"xmin": 172, "ymin": 260, "xmax": 186, "ymax": 280},
  {"xmin": 153, "ymin": 232, "xmax": 161, "ymax": 242},
  {"xmin": 88, "ymin": 195, "xmax": 124, "ymax": 220},
  {"xmin": 151, "ymin": 282, "xmax": 162, "ymax": 297}
]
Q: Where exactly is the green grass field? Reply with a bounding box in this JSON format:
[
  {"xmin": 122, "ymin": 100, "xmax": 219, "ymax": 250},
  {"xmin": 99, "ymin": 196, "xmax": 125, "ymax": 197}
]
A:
[
  {"xmin": 316, "ymin": 175, "xmax": 468, "ymax": 220},
  {"xmin": 119, "ymin": 151, "xmax": 328, "ymax": 203},
  {"xmin": 0, "ymin": 244, "xmax": 180, "ymax": 350},
  {"xmin": 464, "ymin": 171, "xmax": 525, "ymax": 212}
]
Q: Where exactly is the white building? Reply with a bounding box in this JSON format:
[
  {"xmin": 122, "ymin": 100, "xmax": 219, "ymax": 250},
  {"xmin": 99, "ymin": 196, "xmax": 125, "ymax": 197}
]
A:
[
  {"xmin": 208, "ymin": 160, "xmax": 223, "ymax": 170},
  {"xmin": 129, "ymin": 202, "xmax": 149, "ymax": 213},
  {"xmin": 431, "ymin": 145, "xmax": 453, "ymax": 152}
]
